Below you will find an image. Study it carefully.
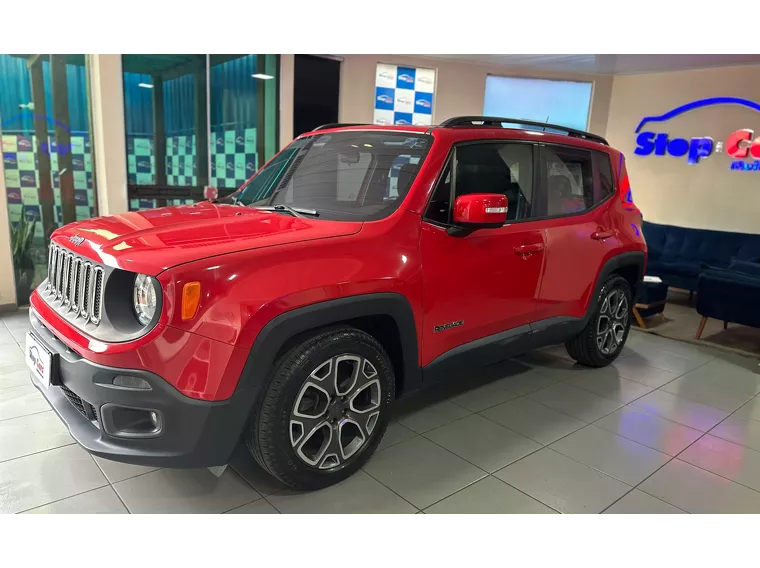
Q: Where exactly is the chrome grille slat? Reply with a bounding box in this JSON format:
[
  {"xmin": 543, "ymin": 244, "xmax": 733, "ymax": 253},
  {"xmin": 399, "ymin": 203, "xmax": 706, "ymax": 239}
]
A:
[{"xmin": 44, "ymin": 244, "xmax": 105, "ymax": 327}]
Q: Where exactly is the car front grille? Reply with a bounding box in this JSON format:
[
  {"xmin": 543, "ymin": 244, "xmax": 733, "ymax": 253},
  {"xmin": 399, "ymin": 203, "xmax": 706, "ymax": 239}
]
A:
[
  {"xmin": 59, "ymin": 383, "xmax": 99, "ymax": 423},
  {"xmin": 44, "ymin": 244, "xmax": 104, "ymax": 326}
]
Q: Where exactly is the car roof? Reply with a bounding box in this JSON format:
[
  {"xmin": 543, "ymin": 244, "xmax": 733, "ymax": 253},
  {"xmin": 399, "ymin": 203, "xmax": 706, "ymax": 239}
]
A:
[{"xmin": 300, "ymin": 123, "xmax": 613, "ymax": 153}]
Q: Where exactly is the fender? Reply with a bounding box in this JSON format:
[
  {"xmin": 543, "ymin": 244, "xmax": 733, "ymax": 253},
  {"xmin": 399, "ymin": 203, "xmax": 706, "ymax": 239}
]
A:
[
  {"xmin": 234, "ymin": 292, "xmax": 421, "ymax": 402},
  {"xmin": 585, "ymin": 251, "xmax": 646, "ymax": 324}
]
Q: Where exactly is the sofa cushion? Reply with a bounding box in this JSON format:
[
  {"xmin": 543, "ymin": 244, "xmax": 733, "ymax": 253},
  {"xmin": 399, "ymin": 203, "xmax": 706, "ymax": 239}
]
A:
[{"xmin": 648, "ymin": 260, "xmax": 700, "ymax": 278}]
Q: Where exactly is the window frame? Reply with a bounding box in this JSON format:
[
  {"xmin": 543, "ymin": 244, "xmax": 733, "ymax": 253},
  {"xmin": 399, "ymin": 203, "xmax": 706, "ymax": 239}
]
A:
[
  {"xmin": 422, "ymin": 139, "xmax": 540, "ymax": 228},
  {"xmin": 536, "ymin": 142, "xmax": 616, "ymax": 222}
]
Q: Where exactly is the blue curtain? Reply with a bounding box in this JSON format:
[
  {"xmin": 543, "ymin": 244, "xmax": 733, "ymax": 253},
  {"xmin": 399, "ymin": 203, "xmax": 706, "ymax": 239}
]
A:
[{"xmin": 0, "ymin": 54, "xmax": 90, "ymax": 135}]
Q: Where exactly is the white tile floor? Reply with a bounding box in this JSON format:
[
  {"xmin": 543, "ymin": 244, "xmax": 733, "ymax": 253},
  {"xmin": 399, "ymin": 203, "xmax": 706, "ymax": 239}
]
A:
[{"xmin": 2, "ymin": 307, "xmax": 760, "ymax": 514}]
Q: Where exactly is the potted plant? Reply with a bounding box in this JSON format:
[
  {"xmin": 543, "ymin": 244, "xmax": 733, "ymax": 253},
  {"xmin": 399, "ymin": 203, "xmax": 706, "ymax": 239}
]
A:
[{"xmin": 11, "ymin": 213, "xmax": 38, "ymax": 306}]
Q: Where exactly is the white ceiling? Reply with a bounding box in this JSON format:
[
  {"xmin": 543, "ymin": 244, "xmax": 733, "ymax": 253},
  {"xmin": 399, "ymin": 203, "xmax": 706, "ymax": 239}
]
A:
[{"xmin": 425, "ymin": 54, "xmax": 760, "ymax": 75}]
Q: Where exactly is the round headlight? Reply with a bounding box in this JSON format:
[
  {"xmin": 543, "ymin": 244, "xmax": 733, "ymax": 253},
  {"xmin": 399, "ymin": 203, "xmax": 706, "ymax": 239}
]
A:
[{"xmin": 133, "ymin": 274, "xmax": 157, "ymax": 326}]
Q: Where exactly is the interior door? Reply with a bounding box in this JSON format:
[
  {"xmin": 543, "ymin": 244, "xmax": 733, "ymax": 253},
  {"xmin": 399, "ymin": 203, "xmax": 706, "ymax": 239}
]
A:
[
  {"xmin": 293, "ymin": 55, "xmax": 340, "ymax": 137},
  {"xmin": 535, "ymin": 145, "xmax": 618, "ymax": 322},
  {"xmin": 419, "ymin": 141, "xmax": 546, "ymax": 367}
]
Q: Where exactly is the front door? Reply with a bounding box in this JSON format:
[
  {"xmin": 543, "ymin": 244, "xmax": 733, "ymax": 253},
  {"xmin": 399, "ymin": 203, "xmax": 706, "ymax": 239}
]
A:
[{"xmin": 420, "ymin": 141, "xmax": 546, "ymax": 367}]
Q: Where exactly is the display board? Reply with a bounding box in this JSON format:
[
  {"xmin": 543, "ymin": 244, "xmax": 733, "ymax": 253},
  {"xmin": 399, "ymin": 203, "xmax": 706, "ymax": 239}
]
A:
[
  {"xmin": 373, "ymin": 63, "xmax": 436, "ymax": 127},
  {"xmin": 1, "ymin": 133, "xmax": 95, "ymax": 237}
]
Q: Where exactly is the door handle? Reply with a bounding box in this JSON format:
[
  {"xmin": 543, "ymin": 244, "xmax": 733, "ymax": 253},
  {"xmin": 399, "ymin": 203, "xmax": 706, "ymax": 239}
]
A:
[
  {"xmin": 591, "ymin": 229, "xmax": 614, "ymax": 240},
  {"xmin": 514, "ymin": 243, "xmax": 544, "ymax": 255}
]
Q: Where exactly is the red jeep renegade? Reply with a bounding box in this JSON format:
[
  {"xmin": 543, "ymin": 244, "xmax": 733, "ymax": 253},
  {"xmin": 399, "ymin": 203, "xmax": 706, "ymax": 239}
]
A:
[{"xmin": 27, "ymin": 117, "xmax": 646, "ymax": 489}]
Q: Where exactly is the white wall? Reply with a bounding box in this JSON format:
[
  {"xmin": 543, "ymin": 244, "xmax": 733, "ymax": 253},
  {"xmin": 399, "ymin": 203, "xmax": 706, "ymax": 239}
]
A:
[
  {"xmin": 605, "ymin": 64, "xmax": 760, "ymax": 234},
  {"xmin": 336, "ymin": 54, "xmax": 613, "ymax": 137}
]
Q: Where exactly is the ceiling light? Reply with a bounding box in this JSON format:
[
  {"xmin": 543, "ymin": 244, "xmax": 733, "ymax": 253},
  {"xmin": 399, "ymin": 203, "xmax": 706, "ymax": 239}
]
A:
[
  {"xmin": 138, "ymin": 83, "xmax": 153, "ymax": 89},
  {"xmin": 251, "ymin": 73, "xmax": 274, "ymax": 80}
]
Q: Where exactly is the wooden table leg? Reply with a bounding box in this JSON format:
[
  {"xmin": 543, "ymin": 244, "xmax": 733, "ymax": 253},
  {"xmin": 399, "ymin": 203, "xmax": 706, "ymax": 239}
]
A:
[
  {"xmin": 696, "ymin": 316, "xmax": 708, "ymax": 339},
  {"xmin": 633, "ymin": 307, "xmax": 647, "ymax": 329}
]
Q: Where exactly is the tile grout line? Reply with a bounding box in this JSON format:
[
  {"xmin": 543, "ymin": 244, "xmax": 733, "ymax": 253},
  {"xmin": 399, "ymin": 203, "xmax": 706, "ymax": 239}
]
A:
[
  {"xmin": 14, "ymin": 483, "xmax": 113, "ymax": 514},
  {"xmin": 0, "ymin": 440, "xmax": 77, "ymax": 465},
  {"xmin": 89, "ymin": 453, "xmax": 132, "ymax": 514},
  {"xmin": 599, "ymin": 391, "xmax": 760, "ymax": 513}
]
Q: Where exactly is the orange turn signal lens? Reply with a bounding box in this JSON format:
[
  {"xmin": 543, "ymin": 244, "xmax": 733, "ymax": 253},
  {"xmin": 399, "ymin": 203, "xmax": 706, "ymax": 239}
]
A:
[{"xmin": 181, "ymin": 282, "xmax": 201, "ymax": 320}]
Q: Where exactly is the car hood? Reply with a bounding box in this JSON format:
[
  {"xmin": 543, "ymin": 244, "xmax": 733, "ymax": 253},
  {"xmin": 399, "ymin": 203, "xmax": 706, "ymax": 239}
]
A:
[{"xmin": 51, "ymin": 202, "xmax": 363, "ymax": 275}]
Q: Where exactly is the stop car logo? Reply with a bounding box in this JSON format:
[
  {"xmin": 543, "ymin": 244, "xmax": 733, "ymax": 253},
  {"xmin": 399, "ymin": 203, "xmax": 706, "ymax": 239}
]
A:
[{"xmin": 634, "ymin": 97, "xmax": 760, "ymax": 171}]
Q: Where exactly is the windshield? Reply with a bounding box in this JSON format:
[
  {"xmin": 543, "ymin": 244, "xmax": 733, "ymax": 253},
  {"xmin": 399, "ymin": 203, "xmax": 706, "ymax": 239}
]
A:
[{"xmin": 230, "ymin": 131, "xmax": 432, "ymax": 221}]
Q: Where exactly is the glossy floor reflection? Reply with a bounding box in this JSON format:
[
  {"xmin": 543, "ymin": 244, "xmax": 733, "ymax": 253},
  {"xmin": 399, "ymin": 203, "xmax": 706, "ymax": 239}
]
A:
[{"xmin": 2, "ymin": 308, "xmax": 760, "ymax": 513}]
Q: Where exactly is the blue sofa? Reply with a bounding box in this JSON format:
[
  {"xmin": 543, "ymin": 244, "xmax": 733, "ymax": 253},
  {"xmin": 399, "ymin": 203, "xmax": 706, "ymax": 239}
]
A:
[
  {"xmin": 642, "ymin": 221, "xmax": 760, "ymax": 292},
  {"xmin": 696, "ymin": 260, "xmax": 760, "ymax": 338}
]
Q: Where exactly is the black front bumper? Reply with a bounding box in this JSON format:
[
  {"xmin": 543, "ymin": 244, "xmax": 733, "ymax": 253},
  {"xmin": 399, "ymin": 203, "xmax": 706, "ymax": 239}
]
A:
[{"xmin": 29, "ymin": 310, "xmax": 253, "ymax": 468}]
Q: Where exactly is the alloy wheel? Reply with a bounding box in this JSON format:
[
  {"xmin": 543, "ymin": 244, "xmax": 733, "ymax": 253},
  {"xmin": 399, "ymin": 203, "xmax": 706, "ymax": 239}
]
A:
[
  {"xmin": 290, "ymin": 354, "xmax": 382, "ymax": 470},
  {"xmin": 596, "ymin": 288, "xmax": 629, "ymax": 356}
]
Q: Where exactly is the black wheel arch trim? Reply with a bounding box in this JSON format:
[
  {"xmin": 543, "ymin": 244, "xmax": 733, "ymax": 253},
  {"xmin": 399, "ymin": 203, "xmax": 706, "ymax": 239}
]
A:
[
  {"xmin": 585, "ymin": 251, "xmax": 645, "ymax": 324},
  {"xmin": 236, "ymin": 292, "xmax": 421, "ymax": 400}
]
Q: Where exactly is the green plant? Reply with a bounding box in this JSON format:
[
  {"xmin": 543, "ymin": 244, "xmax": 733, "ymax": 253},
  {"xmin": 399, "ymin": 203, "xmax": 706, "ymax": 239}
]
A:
[{"xmin": 11, "ymin": 213, "xmax": 38, "ymax": 304}]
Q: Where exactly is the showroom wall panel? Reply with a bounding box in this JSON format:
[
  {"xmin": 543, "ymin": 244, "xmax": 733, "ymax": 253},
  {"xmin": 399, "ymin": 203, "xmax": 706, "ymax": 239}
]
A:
[
  {"xmin": 338, "ymin": 54, "xmax": 612, "ymax": 135},
  {"xmin": 605, "ymin": 64, "xmax": 760, "ymax": 234}
]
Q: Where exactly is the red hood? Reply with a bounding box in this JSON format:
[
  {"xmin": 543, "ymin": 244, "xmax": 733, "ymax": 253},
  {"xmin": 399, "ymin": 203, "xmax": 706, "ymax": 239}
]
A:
[{"xmin": 51, "ymin": 202, "xmax": 362, "ymax": 275}]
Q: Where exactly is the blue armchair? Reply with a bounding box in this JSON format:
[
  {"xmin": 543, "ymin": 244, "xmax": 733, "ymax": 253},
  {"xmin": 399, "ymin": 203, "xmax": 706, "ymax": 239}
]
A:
[{"xmin": 695, "ymin": 260, "xmax": 760, "ymax": 338}]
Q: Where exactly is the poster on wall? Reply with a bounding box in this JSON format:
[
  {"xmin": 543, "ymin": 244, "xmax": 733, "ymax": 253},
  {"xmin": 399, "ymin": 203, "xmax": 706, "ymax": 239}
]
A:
[{"xmin": 373, "ymin": 63, "xmax": 436, "ymax": 127}]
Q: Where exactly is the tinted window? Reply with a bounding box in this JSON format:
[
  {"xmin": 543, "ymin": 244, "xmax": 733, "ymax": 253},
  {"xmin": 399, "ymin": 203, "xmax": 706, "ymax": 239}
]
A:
[
  {"xmin": 594, "ymin": 151, "xmax": 615, "ymax": 200},
  {"xmin": 425, "ymin": 143, "xmax": 535, "ymax": 224},
  {"xmin": 543, "ymin": 145, "xmax": 594, "ymax": 216},
  {"xmin": 232, "ymin": 131, "xmax": 431, "ymax": 221}
]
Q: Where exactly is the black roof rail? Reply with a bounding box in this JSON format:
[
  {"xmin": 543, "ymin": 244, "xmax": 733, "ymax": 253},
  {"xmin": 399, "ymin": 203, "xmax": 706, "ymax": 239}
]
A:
[
  {"xmin": 438, "ymin": 116, "xmax": 608, "ymax": 146},
  {"xmin": 311, "ymin": 123, "xmax": 366, "ymax": 131}
]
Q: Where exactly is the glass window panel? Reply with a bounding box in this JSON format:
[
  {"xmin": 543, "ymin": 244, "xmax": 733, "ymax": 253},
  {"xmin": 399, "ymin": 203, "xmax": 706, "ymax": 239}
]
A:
[{"xmin": 1, "ymin": 53, "xmax": 97, "ymax": 305}]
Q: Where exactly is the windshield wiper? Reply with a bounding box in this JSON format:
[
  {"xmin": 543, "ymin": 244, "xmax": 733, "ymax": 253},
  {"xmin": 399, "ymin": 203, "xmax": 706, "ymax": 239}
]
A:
[{"xmin": 252, "ymin": 204, "xmax": 319, "ymax": 218}]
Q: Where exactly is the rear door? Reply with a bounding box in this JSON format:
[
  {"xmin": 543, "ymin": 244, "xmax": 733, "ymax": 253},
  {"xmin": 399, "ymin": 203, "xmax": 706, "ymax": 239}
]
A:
[
  {"xmin": 419, "ymin": 141, "xmax": 546, "ymax": 366},
  {"xmin": 534, "ymin": 144, "xmax": 618, "ymax": 322}
]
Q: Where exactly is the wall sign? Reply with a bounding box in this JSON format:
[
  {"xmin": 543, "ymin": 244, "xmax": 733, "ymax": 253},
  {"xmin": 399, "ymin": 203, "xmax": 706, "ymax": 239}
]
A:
[
  {"xmin": 633, "ymin": 97, "xmax": 760, "ymax": 171},
  {"xmin": 373, "ymin": 63, "xmax": 436, "ymax": 127}
]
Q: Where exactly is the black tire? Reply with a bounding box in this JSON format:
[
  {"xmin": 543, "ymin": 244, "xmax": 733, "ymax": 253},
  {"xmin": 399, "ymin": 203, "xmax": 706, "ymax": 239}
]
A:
[
  {"xmin": 565, "ymin": 275, "xmax": 632, "ymax": 367},
  {"xmin": 246, "ymin": 326, "xmax": 394, "ymax": 490}
]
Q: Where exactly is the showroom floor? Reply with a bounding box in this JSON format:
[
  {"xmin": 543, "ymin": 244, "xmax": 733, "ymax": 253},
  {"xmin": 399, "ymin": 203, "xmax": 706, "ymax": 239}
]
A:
[{"xmin": 3, "ymin": 308, "xmax": 760, "ymax": 514}]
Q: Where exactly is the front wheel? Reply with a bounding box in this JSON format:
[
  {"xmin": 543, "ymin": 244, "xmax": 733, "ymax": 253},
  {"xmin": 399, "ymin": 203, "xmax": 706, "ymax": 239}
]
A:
[
  {"xmin": 565, "ymin": 275, "xmax": 632, "ymax": 367},
  {"xmin": 246, "ymin": 326, "xmax": 394, "ymax": 490}
]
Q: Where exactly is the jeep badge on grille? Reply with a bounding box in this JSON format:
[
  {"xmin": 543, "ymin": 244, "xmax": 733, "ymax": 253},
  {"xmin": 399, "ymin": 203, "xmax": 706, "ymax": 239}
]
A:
[{"xmin": 69, "ymin": 235, "xmax": 85, "ymax": 246}]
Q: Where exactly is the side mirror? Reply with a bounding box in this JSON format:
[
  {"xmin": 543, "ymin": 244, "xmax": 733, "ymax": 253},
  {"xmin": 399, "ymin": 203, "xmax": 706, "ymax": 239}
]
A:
[{"xmin": 451, "ymin": 193, "xmax": 507, "ymax": 233}]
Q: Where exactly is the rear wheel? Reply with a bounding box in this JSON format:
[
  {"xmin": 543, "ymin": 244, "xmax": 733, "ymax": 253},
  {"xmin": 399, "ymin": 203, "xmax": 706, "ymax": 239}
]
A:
[
  {"xmin": 565, "ymin": 275, "xmax": 632, "ymax": 367},
  {"xmin": 246, "ymin": 326, "xmax": 394, "ymax": 490}
]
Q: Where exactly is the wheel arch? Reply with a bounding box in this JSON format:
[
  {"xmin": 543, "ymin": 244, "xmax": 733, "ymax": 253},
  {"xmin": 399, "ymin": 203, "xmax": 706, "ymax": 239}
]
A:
[
  {"xmin": 236, "ymin": 293, "xmax": 421, "ymax": 404},
  {"xmin": 585, "ymin": 251, "xmax": 646, "ymax": 322}
]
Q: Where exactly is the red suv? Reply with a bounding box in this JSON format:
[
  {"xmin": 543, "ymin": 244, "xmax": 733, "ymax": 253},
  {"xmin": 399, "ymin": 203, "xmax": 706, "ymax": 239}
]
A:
[{"xmin": 27, "ymin": 117, "xmax": 646, "ymax": 489}]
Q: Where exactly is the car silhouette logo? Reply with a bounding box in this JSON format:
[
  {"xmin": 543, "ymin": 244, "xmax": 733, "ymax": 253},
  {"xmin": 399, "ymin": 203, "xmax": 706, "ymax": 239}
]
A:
[
  {"xmin": 415, "ymin": 99, "xmax": 431, "ymax": 108},
  {"xmin": 18, "ymin": 139, "xmax": 32, "ymax": 149},
  {"xmin": 21, "ymin": 175, "xmax": 35, "ymax": 183},
  {"xmin": 398, "ymin": 74, "xmax": 414, "ymax": 83},
  {"xmin": 379, "ymin": 71, "xmax": 395, "ymax": 80},
  {"xmin": 417, "ymin": 76, "xmax": 433, "ymax": 84},
  {"xmin": 4, "ymin": 157, "xmax": 16, "ymax": 166},
  {"xmin": 396, "ymin": 97, "xmax": 411, "ymax": 105},
  {"xmin": 376, "ymin": 118, "xmax": 388, "ymax": 125},
  {"xmin": 395, "ymin": 119, "xmax": 410, "ymax": 125},
  {"xmin": 377, "ymin": 94, "xmax": 393, "ymax": 104},
  {"xmin": 236, "ymin": 136, "xmax": 244, "ymax": 145}
]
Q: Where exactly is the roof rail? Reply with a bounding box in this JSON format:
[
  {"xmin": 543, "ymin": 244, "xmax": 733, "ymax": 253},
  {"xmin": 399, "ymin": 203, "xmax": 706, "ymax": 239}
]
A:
[
  {"xmin": 311, "ymin": 123, "xmax": 366, "ymax": 131},
  {"xmin": 438, "ymin": 116, "xmax": 608, "ymax": 146}
]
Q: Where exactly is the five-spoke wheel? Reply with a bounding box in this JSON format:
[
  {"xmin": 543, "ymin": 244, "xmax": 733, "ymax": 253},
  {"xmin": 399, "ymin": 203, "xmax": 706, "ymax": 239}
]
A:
[
  {"xmin": 247, "ymin": 326, "xmax": 393, "ymax": 490},
  {"xmin": 596, "ymin": 288, "xmax": 629, "ymax": 355},
  {"xmin": 291, "ymin": 355, "xmax": 382, "ymax": 470}
]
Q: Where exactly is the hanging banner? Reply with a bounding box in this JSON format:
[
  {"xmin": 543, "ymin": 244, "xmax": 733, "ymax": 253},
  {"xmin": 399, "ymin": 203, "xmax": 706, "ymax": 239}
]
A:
[{"xmin": 373, "ymin": 63, "xmax": 436, "ymax": 127}]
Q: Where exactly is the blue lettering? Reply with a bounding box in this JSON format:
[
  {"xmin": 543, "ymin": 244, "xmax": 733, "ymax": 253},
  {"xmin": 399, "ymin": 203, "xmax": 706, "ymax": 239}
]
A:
[
  {"xmin": 654, "ymin": 133, "xmax": 669, "ymax": 155},
  {"xmin": 634, "ymin": 132, "xmax": 656, "ymax": 156},
  {"xmin": 687, "ymin": 137, "xmax": 713, "ymax": 165},
  {"xmin": 667, "ymin": 138, "xmax": 689, "ymax": 157}
]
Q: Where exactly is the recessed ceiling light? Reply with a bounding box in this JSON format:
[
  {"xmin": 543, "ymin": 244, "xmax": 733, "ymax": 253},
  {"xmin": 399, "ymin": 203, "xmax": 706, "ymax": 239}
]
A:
[
  {"xmin": 251, "ymin": 73, "xmax": 274, "ymax": 80},
  {"xmin": 138, "ymin": 83, "xmax": 153, "ymax": 89}
]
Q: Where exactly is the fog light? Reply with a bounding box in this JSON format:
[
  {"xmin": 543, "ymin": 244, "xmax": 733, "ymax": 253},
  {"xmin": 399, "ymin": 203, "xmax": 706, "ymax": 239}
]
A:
[
  {"xmin": 103, "ymin": 405, "xmax": 163, "ymax": 438},
  {"xmin": 112, "ymin": 375, "xmax": 151, "ymax": 390}
]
